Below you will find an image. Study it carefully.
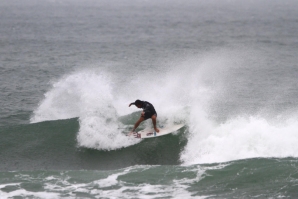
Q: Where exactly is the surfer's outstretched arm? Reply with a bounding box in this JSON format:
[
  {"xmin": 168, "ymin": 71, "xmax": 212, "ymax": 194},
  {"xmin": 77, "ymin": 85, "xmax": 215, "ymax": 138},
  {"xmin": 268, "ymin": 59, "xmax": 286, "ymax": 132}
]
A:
[
  {"xmin": 132, "ymin": 116, "xmax": 144, "ymax": 132},
  {"xmin": 129, "ymin": 102, "xmax": 135, "ymax": 107}
]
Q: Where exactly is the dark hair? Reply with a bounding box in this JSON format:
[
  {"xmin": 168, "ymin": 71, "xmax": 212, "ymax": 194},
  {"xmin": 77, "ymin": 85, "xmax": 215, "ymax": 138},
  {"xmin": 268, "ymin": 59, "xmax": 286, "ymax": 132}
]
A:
[{"xmin": 135, "ymin": 99, "xmax": 142, "ymax": 106}]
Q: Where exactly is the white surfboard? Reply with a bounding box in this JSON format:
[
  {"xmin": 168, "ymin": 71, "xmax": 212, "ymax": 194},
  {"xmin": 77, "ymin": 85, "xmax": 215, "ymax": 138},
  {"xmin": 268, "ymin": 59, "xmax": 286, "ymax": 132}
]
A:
[{"xmin": 129, "ymin": 124, "xmax": 185, "ymax": 139}]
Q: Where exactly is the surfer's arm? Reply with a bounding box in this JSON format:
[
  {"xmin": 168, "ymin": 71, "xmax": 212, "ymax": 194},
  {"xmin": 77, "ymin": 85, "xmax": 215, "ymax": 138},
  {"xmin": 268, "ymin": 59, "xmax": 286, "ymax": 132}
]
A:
[{"xmin": 129, "ymin": 102, "xmax": 135, "ymax": 107}]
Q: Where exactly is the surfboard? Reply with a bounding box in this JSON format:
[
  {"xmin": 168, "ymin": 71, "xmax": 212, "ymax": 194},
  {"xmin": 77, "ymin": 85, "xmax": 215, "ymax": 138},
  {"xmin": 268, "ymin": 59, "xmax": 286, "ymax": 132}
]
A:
[{"xmin": 129, "ymin": 124, "xmax": 185, "ymax": 139}]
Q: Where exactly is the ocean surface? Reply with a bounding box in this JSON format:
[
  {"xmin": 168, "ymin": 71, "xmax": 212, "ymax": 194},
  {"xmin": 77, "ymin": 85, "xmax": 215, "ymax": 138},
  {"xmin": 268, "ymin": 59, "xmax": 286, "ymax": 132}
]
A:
[{"xmin": 1, "ymin": 0, "xmax": 298, "ymax": 198}]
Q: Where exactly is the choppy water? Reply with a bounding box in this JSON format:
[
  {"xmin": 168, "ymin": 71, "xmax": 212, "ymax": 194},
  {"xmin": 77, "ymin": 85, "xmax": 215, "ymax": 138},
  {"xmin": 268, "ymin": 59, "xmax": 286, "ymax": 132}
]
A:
[{"xmin": 1, "ymin": 0, "xmax": 298, "ymax": 198}]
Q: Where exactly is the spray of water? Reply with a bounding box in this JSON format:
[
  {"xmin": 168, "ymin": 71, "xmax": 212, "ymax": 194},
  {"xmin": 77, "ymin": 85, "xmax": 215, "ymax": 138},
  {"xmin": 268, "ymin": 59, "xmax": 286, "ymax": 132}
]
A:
[{"xmin": 31, "ymin": 70, "xmax": 140, "ymax": 150}]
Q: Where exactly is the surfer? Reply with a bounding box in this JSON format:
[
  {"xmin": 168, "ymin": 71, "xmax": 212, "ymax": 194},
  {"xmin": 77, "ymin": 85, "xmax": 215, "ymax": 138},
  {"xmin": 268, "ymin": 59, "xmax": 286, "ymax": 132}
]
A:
[{"xmin": 129, "ymin": 99, "xmax": 160, "ymax": 133}]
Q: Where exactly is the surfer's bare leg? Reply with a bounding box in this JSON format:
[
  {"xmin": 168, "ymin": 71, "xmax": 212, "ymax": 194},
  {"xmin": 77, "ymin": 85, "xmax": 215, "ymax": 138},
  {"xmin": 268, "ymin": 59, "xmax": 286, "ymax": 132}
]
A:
[
  {"xmin": 132, "ymin": 116, "xmax": 144, "ymax": 132},
  {"xmin": 151, "ymin": 114, "xmax": 160, "ymax": 132}
]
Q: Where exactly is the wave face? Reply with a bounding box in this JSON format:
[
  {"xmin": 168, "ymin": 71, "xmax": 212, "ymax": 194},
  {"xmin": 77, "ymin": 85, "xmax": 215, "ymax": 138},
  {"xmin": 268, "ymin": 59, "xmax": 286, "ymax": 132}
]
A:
[{"xmin": 0, "ymin": 118, "xmax": 186, "ymax": 171}]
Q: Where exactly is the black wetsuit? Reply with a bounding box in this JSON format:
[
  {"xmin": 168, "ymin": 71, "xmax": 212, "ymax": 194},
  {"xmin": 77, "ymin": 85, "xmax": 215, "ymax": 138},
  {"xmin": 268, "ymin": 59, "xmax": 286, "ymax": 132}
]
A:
[{"xmin": 141, "ymin": 101, "xmax": 157, "ymax": 120}]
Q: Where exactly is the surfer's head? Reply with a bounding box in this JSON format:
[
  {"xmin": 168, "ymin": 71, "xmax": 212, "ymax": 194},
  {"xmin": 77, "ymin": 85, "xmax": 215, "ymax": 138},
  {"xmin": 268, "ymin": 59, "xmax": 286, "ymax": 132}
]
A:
[{"xmin": 134, "ymin": 99, "xmax": 143, "ymax": 108}]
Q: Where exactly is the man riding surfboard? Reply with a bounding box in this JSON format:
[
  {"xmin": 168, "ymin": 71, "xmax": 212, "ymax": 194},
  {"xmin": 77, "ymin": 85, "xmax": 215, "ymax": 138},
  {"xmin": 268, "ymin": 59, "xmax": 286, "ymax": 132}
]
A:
[{"xmin": 129, "ymin": 99, "xmax": 160, "ymax": 133}]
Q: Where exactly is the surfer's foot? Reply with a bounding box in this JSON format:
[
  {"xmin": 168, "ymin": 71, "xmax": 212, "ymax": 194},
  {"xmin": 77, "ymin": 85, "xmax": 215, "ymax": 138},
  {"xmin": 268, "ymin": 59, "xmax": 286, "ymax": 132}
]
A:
[
  {"xmin": 154, "ymin": 128, "xmax": 160, "ymax": 133},
  {"xmin": 127, "ymin": 131, "xmax": 134, "ymax": 136}
]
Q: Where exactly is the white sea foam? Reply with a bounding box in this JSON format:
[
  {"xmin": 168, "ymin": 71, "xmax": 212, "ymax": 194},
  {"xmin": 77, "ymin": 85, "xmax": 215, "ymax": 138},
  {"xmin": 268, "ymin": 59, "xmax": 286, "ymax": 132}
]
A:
[
  {"xmin": 42, "ymin": 165, "xmax": 208, "ymax": 199},
  {"xmin": 0, "ymin": 184, "xmax": 59, "ymax": 199},
  {"xmin": 181, "ymin": 115, "xmax": 298, "ymax": 164}
]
